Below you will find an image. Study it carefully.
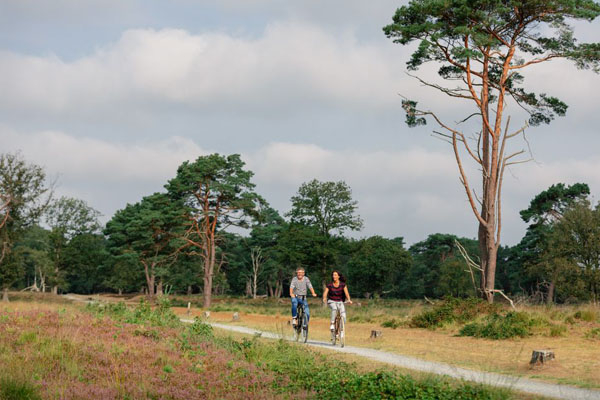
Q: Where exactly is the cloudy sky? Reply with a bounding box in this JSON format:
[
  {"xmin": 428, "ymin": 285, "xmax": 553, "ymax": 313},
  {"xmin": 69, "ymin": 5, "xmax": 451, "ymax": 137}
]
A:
[{"xmin": 2, "ymin": 0, "xmax": 599, "ymax": 246}]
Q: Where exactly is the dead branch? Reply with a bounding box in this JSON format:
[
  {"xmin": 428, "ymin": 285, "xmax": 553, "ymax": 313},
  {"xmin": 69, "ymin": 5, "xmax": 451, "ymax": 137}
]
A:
[{"xmin": 455, "ymin": 239, "xmax": 516, "ymax": 309}]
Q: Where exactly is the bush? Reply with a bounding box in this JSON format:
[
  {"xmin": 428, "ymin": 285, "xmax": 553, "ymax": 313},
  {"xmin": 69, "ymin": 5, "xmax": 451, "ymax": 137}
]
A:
[
  {"xmin": 0, "ymin": 377, "xmax": 41, "ymax": 400},
  {"xmin": 548, "ymin": 323, "xmax": 567, "ymax": 337},
  {"xmin": 585, "ymin": 328, "xmax": 600, "ymax": 339},
  {"xmin": 381, "ymin": 318, "xmax": 402, "ymax": 329},
  {"xmin": 574, "ymin": 309, "xmax": 598, "ymax": 322},
  {"xmin": 410, "ymin": 297, "xmax": 498, "ymax": 329},
  {"xmin": 188, "ymin": 318, "xmax": 214, "ymax": 338},
  {"xmin": 201, "ymin": 332, "xmax": 509, "ymax": 400},
  {"xmin": 459, "ymin": 312, "xmax": 533, "ymax": 339},
  {"xmin": 85, "ymin": 298, "xmax": 181, "ymax": 327}
]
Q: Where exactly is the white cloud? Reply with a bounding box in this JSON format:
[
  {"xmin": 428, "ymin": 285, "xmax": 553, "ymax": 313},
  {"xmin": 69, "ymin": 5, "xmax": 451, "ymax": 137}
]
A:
[
  {"xmin": 0, "ymin": 126, "xmax": 208, "ymax": 183},
  {"xmin": 4, "ymin": 127, "xmax": 600, "ymax": 244},
  {"xmin": 0, "ymin": 24, "xmax": 407, "ymax": 116}
]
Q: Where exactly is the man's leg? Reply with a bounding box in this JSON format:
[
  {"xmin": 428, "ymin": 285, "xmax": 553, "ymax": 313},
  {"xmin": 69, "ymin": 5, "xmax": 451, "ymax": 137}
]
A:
[{"xmin": 291, "ymin": 297, "xmax": 298, "ymax": 320}]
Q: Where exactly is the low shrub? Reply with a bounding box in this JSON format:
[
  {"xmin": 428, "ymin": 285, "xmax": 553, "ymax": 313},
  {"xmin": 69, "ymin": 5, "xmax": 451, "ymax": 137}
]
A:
[
  {"xmin": 459, "ymin": 312, "xmax": 532, "ymax": 339},
  {"xmin": 188, "ymin": 318, "xmax": 214, "ymax": 338},
  {"xmin": 548, "ymin": 323, "xmax": 567, "ymax": 337},
  {"xmin": 0, "ymin": 376, "xmax": 41, "ymax": 400},
  {"xmin": 585, "ymin": 328, "xmax": 600, "ymax": 339},
  {"xmin": 574, "ymin": 309, "xmax": 598, "ymax": 322},
  {"xmin": 409, "ymin": 297, "xmax": 498, "ymax": 329},
  {"xmin": 212, "ymin": 336, "xmax": 509, "ymax": 400},
  {"xmin": 381, "ymin": 318, "xmax": 402, "ymax": 329},
  {"xmin": 85, "ymin": 298, "xmax": 180, "ymax": 327}
]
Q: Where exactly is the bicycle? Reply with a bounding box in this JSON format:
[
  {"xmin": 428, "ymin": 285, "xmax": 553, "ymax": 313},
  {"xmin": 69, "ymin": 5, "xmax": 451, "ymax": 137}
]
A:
[
  {"xmin": 293, "ymin": 295, "xmax": 309, "ymax": 343},
  {"xmin": 330, "ymin": 302, "xmax": 346, "ymax": 347}
]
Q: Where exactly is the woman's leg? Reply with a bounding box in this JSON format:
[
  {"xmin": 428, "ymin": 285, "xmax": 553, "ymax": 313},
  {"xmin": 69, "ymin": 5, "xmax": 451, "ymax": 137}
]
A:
[
  {"xmin": 340, "ymin": 302, "xmax": 347, "ymax": 323},
  {"xmin": 328, "ymin": 300, "xmax": 337, "ymax": 323}
]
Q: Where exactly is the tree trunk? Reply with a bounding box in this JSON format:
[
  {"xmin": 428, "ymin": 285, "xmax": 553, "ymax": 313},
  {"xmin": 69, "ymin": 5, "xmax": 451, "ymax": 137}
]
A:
[
  {"xmin": 52, "ymin": 285, "xmax": 58, "ymax": 295},
  {"xmin": 187, "ymin": 285, "xmax": 192, "ymax": 295},
  {"xmin": 2, "ymin": 288, "xmax": 8, "ymax": 302},
  {"xmin": 203, "ymin": 272, "xmax": 213, "ymax": 308},
  {"xmin": 546, "ymin": 281, "xmax": 555, "ymax": 304},
  {"xmin": 275, "ymin": 279, "xmax": 282, "ymax": 298},
  {"xmin": 143, "ymin": 261, "xmax": 155, "ymax": 297},
  {"xmin": 118, "ymin": 288, "xmax": 123, "ymax": 295},
  {"xmin": 479, "ymin": 219, "xmax": 498, "ymax": 303},
  {"xmin": 156, "ymin": 280, "xmax": 163, "ymax": 296}
]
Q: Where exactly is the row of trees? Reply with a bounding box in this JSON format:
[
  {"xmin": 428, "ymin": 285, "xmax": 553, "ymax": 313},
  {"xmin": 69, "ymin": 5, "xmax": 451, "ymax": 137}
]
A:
[{"xmin": 2, "ymin": 151, "xmax": 599, "ymax": 304}]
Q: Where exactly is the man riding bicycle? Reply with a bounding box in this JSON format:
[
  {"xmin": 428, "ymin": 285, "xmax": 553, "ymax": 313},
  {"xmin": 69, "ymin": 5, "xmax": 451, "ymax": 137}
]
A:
[
  {"xmin": 322, "ymin": 270, "xmax": 352, "ymax": 331},
  {"xmin": 290, "ymin": 267, "xmax": 317, "ymax": 326}
]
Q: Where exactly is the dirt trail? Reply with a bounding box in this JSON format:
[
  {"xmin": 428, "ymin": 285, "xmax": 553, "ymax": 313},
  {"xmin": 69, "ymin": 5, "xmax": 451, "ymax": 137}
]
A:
[{"xmin": 186, "ymin": 320, "xmax": 600, "ymax": 400}]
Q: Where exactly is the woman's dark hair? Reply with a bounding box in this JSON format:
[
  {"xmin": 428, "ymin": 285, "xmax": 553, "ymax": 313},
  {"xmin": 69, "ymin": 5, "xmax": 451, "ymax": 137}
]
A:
[{"xmin": 331, "ymin": 270, "xmax": 346, "ymax": 283}]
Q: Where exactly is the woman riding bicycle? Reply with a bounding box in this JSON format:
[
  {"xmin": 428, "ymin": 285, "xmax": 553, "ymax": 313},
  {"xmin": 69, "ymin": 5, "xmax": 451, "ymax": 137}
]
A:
[{"xmin": 322, "ymin": 270, "xmax": 352, "ymax": 331}]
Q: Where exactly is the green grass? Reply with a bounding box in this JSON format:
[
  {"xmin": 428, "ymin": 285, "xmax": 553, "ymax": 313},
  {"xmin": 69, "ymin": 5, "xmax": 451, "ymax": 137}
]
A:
[
  {"xmin": 205, "ymin": 328, "xmax": 512, "ymax": 400},
  {"xmin": 0, "ymin": 376, "xmax": 41, "ymax": 400}
]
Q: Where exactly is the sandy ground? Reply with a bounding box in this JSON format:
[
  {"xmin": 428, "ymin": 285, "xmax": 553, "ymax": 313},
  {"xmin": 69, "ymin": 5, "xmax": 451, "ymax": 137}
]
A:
[
  {"xmin": 172, "ymin": 308, "xmax": 600, "ymax": 400},
  {"xmin": 177, "ymin": 315, "xmax": 600, "ymax": 400},
  {"xmin": 57, "ymin": 294, "xmax": 600, "ymax": 399}
]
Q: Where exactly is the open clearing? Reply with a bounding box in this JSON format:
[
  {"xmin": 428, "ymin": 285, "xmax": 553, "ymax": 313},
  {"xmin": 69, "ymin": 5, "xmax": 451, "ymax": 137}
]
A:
[{"xmin": 171, "ymin": 307, "xmax": 600, "ymax": 400}]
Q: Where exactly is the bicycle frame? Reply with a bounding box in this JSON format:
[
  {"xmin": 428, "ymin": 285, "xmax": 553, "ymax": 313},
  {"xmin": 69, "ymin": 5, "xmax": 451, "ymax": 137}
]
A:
[
  {"xmin": 331, "ymin": 302, "xmax": 346, "ymax": 347},
  {"xmin": 293, "ymin": 295, "xmax": 309, "ymax": 343}
]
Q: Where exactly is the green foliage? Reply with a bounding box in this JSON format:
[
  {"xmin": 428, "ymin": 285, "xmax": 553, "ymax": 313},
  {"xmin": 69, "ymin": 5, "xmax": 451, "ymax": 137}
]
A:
[
  {"xmin": 585, "ymin": 328, "xmax": 600, "ymax": 339},
  {"xmin": 347, "ymin": 236, "xmax": 411, "ymax": 298},
  {"xmin": 381, "ymin": 318, "xmax": 402, "ymax": 329},
  {"xmin": 86, "ymin": 298, "xmax": 180, "ymax": 328},
  {"xmin": 459, "ymin": 312, "xmax": 534, "ymax": 339},
  {"xmin": 62, "ymin": 233, "xmax": 111, "ymax": 294},
  {"xmin": 133, "ymin": 328, "xmax": 160, "ymax": 341},
  {"xmin": 410, "ymin": 297, "xmax": 497, "ymax": 329},
  {"xmin": 574, "ymin": 309, "xmax": 598, "ymax": 322},
  {"xmin": 383, "ymin": 0, "xmax": 600, "ymax": 126},
  {"xmin": 548, "ymin": 323, "xmax": 567, "ymax": 337},
  {"xmin": 104, "ymin": 192, "xmax": 186, "ymax": 296},
  {"xmin": 0, "ymin": 152, "xmax": 51, "ymax": 294},
  {"xmin": 209, "ymin": 335, "xmax": 508, "ymax": 400},
  {"xmin": 404, "ymin": 234, "xmax": 479, "ymax": 299},
  {"xmin": 288, "ymin": 179, "xmax": 363, "ymax": 237},
  {"xmin": 0, "ymin": 376, "xmax": 41, "ymax": 400},
  {"xmin": 187, "ymin": 318, "xmax": 214, "ymax": 338}
]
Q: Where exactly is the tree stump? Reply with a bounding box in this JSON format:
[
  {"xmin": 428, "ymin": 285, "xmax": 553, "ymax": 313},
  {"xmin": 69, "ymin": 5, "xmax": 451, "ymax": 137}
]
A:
[
  {"xmin": 232, "ymin": 312, "xmax": 240, "ymax": 321},
  {"xmin": 202, "ymin": 311, "xmax": 211, "ymax": 319},
  {"xmin": 370, "ymin": 330, "xmax": 382, "ymax": 339},
  {"xmin": 530, "ymin": 350, "xmax": 555, "ymax": 366}
]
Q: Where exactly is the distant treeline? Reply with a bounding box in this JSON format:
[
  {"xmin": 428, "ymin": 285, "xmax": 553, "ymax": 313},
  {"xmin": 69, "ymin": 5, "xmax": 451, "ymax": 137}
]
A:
[{"xmin": 2, "ymin": 152, "xmax": 599, "ymax": 304}]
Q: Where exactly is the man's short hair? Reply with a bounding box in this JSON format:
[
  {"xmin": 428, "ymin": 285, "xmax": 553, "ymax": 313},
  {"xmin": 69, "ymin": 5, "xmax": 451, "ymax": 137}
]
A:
[{"xmin": 296, "ymin": 267, "xmax": 305, "ymax": 272}]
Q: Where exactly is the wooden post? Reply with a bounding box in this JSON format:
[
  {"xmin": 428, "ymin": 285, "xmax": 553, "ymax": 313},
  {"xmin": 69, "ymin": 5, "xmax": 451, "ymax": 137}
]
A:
[
  {"xmin": 187, "ymin": 302, "xmax": 191, "ymax": 316},
  {"xmin": 370, "ymin": 330, "xmax": 382, "ymax": 339},
  {"xmin": 530, "ymin": 350, "xmax": 555, "ymax": 366}
]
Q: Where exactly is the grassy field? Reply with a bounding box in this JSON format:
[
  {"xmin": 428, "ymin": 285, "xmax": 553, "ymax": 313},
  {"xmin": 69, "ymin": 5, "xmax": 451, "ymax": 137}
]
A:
[
  {"xmin": 1, "ymin": 295, "xmax": 530, "ymax": 400},
  {"xmin": 167, "ymin": 296, "xmax": 600, "ymax": 390}
]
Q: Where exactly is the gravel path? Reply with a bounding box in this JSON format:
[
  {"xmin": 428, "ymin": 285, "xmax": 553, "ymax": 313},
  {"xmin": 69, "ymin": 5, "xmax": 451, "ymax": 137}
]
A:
[{"xmin": 183, "ymin": 320, "xmax": 600, "ymax": 400}]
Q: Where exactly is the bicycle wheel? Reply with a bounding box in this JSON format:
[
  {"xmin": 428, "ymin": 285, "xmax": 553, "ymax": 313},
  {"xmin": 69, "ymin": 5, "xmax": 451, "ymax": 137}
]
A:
[
  {"xmin": 301, "ymin": 311, "xmax": 309, "ymax": 343},
  {"xmin": 339, "ymin": 315, "xmax": 345, "ymax": 348}
]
